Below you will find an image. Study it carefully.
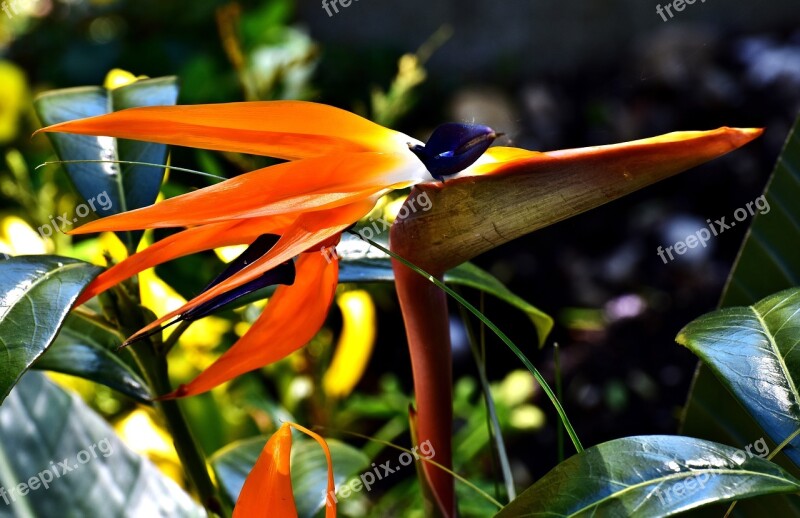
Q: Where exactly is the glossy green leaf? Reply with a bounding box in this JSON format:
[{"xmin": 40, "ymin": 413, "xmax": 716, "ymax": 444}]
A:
[
  {"xmin": 337, "ymin": 234, "xmax": 553, "ymax": 346},
  {"xmin": 211, "ymin": 435, "xmax": 369, "ymax": 518},
  {"xmin": 677, "ymin": 288, "xmax": 800, "ymax": 467},
  {"xmin": 32, "ymin": 311, "xmax": 151, "ymax": 403},
  {"xmin": 680, "ymin": 115, "xmax": 800, "ymax": 515},
  {"xmin": 34, "ymin": 77, "xmax": 179, "ymax": 252},
  {"xmin": 496, "ymin": 435, "xmax": 800, "ymax": 517},
  {"xmin": 0, "ymin": 372, "xmax": 203, "ymax": 516},
  {"xmin": 0, "ymin": 256, "xmax": 101, "ymax": 403}
]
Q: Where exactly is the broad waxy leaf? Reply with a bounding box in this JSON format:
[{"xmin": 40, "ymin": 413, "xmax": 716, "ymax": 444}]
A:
[
  {"xmin": 33, "ymin": 312, "xmax": 151, "ymax": 403},
  {"xmin": 496, "ymin": 435, "xmax": 800, "ymax": 517},
  {"xmin": 0, "ymin": 256, "xmax": 101, "ymax": 403},
  {"xmin": 34, "ymin": 77, "xmax": 179, "ymax": 252},
  {"xmin": 0, "ymin": 372, "xmax": 203, "ymax": 517},
  {"xmin": 680, "ymin": 115, "xmax": 800, "ymax": 515},
  {"xmin": 211, "ymin": 435, "xmax": 369, "ymax": 518},
  {"xmin": 677, "ymin": 288, "xmax": 800, "ymax": 466}
]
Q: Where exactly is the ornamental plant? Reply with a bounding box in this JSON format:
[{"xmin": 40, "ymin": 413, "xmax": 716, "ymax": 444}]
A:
[{"xmin": 2, "ymin": 67, "xmax": 800, "ymax": 518}]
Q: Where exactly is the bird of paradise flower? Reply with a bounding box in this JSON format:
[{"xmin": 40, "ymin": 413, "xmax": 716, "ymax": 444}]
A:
[{"xmin": 36, "ymin": 101, "xmax": 762, "ymax": 516}]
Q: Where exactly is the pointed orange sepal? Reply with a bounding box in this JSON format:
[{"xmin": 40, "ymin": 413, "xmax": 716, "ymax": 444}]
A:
[
  {"xmin": 69, "ymin": 152, "xmax": 415, "ymax": 233},
  {"xmin": 232, "ymin": 422, "xmax": 336, "ymax": 518},
  {"xmin": 75, "ymin": 215, "xmax": 294, "ymax": 306},
  {"xmin": 35, "ymin": 100, "xmax": 409, "ymax": 161},
  {"xmin": 466, "ymin": 127, "xmax": 764, "ymax": 177},
  {"xmin": 124, "ymin": 200, "xmax": 371, "ymax": 343},
  {"xmin": 287, "ymin": 423, "xmax": 337, "ymax": 518},
  {"xmin": 162, "ymin": 250, "xmax": 339, "ymax": 397}
]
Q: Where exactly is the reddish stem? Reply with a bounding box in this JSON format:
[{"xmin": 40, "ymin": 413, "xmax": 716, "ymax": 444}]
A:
[{"xmin": 391, "ymin": 250, "xmax": 454, "ymax": 516}]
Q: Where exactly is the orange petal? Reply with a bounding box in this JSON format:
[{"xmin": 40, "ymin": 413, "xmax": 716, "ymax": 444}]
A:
[
  {"xmin": 35, "ymin": 100, "xmax": 413, "ymax": 160},
  {"xmin": 75, "ymin": 215, "xmax": 294, "ymax": 305},
  {"xmin": 233, "ymin": 423, "xmax": 296, "ymax": 518},
  {"xmin": 125, "ymin": 199, "xmax": 372, "ymax": 342},
  {"xmin": 287, "ymin": 423, "xmax": 337, "ymax": 518},
  {"xmin": 232, "ymin": 422, "xmax": 337, "ymax": 518},
  {"xmin": 166, "ymin": 250, "xmax": 338, "ymax": 397},
  {"xmin": 463, "ymin": 127, "xmax": 764, "ymax": 177},
  {"xmin": 70, "ymin": 152, "xmax": 420, "ymax": 233}
]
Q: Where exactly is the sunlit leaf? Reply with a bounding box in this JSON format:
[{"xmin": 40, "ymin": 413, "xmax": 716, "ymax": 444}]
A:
[
  {"xmin": 0, "ymin": 372, "xmax": 203, "ymax": 517},
  {"xmin": 34, "ymin": 77, "xmax": 179, "ymax": 252},
  {"xmin": 497, "ymin": 435, "xmax": 800, "ymax": 517},
  {"xmin": 677, "ymin": 288, "xmax": 800, "ymax": 467},
  {"xmin": 0, "ymin": 256, "xmax": 101, "ymax": 403}
]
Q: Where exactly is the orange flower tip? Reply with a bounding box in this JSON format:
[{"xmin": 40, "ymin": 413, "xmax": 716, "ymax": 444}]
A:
[
  {"xmin": 120, "ymin": 325, "xmax": 163, "ymax": 349},
  {"xmin": 116, "ymin": 335, "xmax": 141, "ymax": 351},
  {"xmin": 33, "ymin": 125, "xmax": 63, "ymax": 138},
  {"xmin": 734, "ymin": 127, "xmax": 764, "ymax": 135},
  {"xmin": 716, "ymin": 126, "xmax": 764, "ymax": 145},
  {"xmin": 155, "ymin": 385, "xmax": 187, "ymax": 401},
  {"xmin": 728, "ymin": 126, "xmax": 764, "ymax": 138},
  {"xmin": 72, "ymin": 293, "xmax": 91, "ymax": 308}
]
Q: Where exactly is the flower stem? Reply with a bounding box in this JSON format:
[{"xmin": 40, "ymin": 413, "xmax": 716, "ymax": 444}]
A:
[
  {"xmin": 369, "ymin": 236, "xmax": 583, "ymax": 453},
  {"xmin": 133, "ymin": 343, "xmax": 225, "ymax": 515},
  {"xmin": 104, "ymin": 286, "xmax": 226, "ymax": 516}
]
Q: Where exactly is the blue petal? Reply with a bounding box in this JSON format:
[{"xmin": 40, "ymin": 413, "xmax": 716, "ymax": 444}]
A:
[{"xmin": 409, "ymin": 123, "xmax": 498, "ymax": 180}]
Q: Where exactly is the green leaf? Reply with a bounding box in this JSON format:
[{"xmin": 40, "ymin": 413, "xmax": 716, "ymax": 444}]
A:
[
  {"xmin": 0, "ymin": 256, "xmax": 101, "ymax": 403},
  {"xmin": 336, "ymin": 234, "xmax": 553, "ymax": 346},
  {"xmin": 34, "ymin": 77, "xmax": 179, "ymax": 252},
  {"xmin": 680, "ymin": 115, "xmax": 800, "ymax": 514},
  {"xmin": 211, "ymin": 435, "xmax": 369, "ymax": 518},
  {"xmin": 0, "ymin": 372, "xmax": 203, "ymax": 517},
  {"xmin": 32, "ymin": 312, "xmax": 151, "ymax": 403},
  {"xmin": 446, "ymin": 262, "xmax": 553, "ymax": 348},
  {"xmin": 496, "ymin": 435, "xmax": 800, "ymax": 517},
  {"xmin": 677, "ymin": 288, "xmax": 800, "ymax": 467}
]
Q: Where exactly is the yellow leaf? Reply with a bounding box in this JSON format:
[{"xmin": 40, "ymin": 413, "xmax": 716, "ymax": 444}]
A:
[
  {"xmin": 0, "ymin": 215, "xmax": 47, "ymax": 255},
  {"xmin": 323, "ymin": 290, "xmax": 376, "ymax": 398},
  {"xmin": 0, "ymin": 61, "xmax": 26, "ymax": 142},
  {"xmin": 115, "ymin": 409, "xmax": 184, "ymax": 485},
  {"xmin": 103, "ymin": 68, "xmax": 147, "ymax": 90}
]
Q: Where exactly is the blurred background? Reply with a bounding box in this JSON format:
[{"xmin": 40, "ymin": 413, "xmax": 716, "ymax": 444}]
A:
[{"xmin": 1, "ymin": 0, "xmax": 799, "ymax": 514}]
